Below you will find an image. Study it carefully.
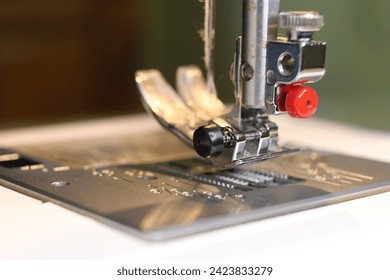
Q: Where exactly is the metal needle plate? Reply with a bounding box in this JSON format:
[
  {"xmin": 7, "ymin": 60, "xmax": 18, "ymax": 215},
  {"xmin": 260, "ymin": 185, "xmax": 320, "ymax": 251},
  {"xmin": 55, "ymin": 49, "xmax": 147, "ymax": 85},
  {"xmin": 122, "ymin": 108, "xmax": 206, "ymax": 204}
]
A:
[{"xmin": 0, "ymin": 135, "xmax": 389, "ymax": 241}]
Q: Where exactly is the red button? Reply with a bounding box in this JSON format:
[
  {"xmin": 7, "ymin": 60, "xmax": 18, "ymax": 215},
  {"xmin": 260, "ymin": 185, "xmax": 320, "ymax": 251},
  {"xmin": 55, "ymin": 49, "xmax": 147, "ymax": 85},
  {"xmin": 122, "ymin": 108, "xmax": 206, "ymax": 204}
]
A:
[{"xmin": 284, "ymin": 85, "xmax": 318, "ymax": 118}]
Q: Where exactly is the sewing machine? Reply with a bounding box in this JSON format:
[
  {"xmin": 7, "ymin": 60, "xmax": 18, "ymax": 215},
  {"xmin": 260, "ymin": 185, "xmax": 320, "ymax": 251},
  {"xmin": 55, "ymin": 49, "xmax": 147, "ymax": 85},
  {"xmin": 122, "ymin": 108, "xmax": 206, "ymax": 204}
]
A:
[{"xmin": 0, "ymin": 1, "xmax": 389, "ymax": 270}]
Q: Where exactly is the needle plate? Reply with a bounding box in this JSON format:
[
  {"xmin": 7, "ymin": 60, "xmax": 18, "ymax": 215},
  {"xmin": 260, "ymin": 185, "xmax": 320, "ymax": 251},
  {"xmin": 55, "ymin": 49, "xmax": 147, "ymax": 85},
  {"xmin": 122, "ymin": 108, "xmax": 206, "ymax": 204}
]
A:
[{"xmin": 0, "ymin": 134, "xmax": 389, "ymax": 241}]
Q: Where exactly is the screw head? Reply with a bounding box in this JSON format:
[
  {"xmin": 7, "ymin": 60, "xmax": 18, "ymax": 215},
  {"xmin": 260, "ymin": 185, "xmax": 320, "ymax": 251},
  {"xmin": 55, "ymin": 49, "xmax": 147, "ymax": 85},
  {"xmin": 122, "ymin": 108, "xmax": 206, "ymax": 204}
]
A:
[
  {"xmin": 279, "ymin": 11, "xmax": 324, "ymax": 33},
  {"xmin": 241, "ymin": 63, "xmax": 254, "ymax": 81}
]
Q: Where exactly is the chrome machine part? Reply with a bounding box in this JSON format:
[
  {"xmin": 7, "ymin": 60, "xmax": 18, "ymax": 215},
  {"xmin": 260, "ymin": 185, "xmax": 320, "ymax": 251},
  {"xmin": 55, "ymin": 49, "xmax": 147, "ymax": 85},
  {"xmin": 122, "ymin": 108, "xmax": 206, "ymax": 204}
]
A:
[
  {"xmin": 0, "ymin": 141, "xmax": 389, "ymax": 241},
  {"xmin": 279, "ymin": 11, "xmax": 324, "ymax": 41},
  {"xmin": 202, "ymin": 0, "xmax": 217, "ymax": 95},
  {"xmin": 136, "ymin": 0, "xmax": 327, "ymax": 168},
  {"xmin": 241, "ymin": 0, "xmax": 280, "ymax": 110}
]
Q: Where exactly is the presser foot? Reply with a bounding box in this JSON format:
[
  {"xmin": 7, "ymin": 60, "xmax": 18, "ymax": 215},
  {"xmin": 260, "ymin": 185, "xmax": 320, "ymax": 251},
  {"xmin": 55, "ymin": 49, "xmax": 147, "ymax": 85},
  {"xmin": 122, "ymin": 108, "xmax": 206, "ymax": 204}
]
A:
[{"xmin": 136, "ymin": 65, "xmax": 296, "ymax": 168}]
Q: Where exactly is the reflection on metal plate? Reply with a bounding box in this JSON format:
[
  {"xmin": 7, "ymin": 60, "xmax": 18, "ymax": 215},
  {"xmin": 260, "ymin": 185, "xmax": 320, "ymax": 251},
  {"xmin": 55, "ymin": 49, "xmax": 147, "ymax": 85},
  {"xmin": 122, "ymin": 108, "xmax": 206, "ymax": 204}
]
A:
[
  {"xmin": 0, "ymin": 134, "xmax": 389, "ymax": 241},
  {"xmin": 16, "ymin": 131, "xmax": 195, "ymax": 168}
]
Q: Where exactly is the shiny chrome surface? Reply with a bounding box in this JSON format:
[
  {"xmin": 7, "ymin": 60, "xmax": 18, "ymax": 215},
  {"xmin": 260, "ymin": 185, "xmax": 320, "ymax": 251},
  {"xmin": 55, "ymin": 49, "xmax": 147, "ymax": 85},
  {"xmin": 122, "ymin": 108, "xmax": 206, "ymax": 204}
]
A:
[
  {"xmin": 176, "ymin": 66, "xmax": 226, "ymax": 120},
  {"xmin": 279, "ymin": 11, "xmax": 324, "ymax": 41},
  {"xmin": 136, "ymin": 66, "xmax": 227, "ymax": 146},
  {"xmin": 136, "ymin": 69, "xmax": 202, "ymax": 145},
  {"xmin": 241, "ymin": 0, "xmax": 280, "ymax": 109},
  {"xmin": 136, "ymin": 0, "xmax": 327, "ymax": 168},
  {"xmin": 0, "ymin": 133, "xmax": 389, "ymax": 241}
]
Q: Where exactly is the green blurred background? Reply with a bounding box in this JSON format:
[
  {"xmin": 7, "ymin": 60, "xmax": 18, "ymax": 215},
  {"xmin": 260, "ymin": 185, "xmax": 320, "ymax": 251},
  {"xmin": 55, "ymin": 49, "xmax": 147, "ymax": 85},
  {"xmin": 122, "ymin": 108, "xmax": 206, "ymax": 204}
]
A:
[{"xmin": 0, "ymin": 0, "xmax": 389, "ymax": 131}]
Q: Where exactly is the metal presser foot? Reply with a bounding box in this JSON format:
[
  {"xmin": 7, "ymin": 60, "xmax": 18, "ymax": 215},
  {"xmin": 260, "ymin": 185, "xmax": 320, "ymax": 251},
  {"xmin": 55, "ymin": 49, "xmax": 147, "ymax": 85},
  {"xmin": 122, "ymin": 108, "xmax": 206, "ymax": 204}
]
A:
[{"xmin": 136, "ymin": 0, "xmax": 326, "ymax": 168}]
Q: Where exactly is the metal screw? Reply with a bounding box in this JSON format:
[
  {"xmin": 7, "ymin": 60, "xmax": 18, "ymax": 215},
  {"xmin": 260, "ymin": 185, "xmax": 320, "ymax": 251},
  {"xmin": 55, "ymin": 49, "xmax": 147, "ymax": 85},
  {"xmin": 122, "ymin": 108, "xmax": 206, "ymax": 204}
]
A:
[
  {"xmin": 279, "ymin": 11, "xmax": 324, "ymax": 41},
  {"xmin": 241, "ymin": 63, "xmax": 254, "ymax": 81},
  {"xmin": 266, "ymin": 70, "xmax": 276, "ymax": 84}
]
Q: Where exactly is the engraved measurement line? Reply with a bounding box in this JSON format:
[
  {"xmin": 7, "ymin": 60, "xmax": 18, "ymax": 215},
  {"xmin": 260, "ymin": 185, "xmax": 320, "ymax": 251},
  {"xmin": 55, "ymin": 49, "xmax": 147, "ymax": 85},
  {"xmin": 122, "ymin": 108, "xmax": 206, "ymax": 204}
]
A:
[
  {"xmin": 298, "ymin": 161, "xmax": 374, "ymax": 186},
  {"xmin": 148, "ymin": 183, "xmax": 245, "ymax": 202},
  {"xmin": 328, "ymin": 168, "xmax": 373, "ymax": 181}
]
